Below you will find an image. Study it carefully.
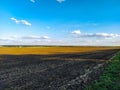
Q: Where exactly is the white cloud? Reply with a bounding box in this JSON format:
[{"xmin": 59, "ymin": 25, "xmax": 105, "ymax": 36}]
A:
[
  {"xmin": 19, "ymin": 35, "xmax": 50, "ymax": 39},
  {"xmin": 0, "ymin": 35, "xmax": 50, "ymax": 45},
  {"xmin": 40, "ymin": 36, "xmax": 50, "ymax": 39},
  {"xmin": 56, "ymin": 0, "xmax": 65, "ymax": 3},
  {"xmin": 21, "ymin": 20, "xmax": 32, "ymax": 26},
  {"xmin": 30, "ymin": 0, "xmax": 35, "ymax": 3},
  {"xmin": 21, "ymin": 36, "xmax": 41, "ymax": 39},
  {"xmin": 96, "ymin": 33, "xmax": 119, "ymax": 38},
  {"xmin": 11, "ymin": 17, "xmax": 32, "ymax": 26},
  {"xmin": 9, "ymin": 35, "xmax": 50, "ymax": 40},
  {"xmin": 1, "ymin": 35, "xmax": 120, "ymax": 46},
  {"xmin": 0, "ymin": 38, "xmax": 14, "ymax": 41},
  {"xmin": 10, "ymin": 17, "xmax": 20, "ymax": 24},
  {"xmin": 71, "ymin": 30, "xmax": 119, "ymax": 38},
  {"xmin": 71, "ymin": 30, "xmax": 81, "ymax": 34},
  {"xmin": 78, "ymin": 33, "xmax": 120, "ymax": 38}
]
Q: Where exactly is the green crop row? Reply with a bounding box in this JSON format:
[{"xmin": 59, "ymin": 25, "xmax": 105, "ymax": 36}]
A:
[{"xmin": 85, "ymin": 51, "xmax": 120, "ymax": 90}]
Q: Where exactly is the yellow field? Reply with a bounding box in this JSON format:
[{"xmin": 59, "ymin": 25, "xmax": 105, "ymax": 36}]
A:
[{"xmin": 0, "ymin": 46, "xmax": 118, "ymax": 55}]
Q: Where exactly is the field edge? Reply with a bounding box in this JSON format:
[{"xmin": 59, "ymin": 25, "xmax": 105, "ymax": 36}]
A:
[{"xmin": 85, "ymin": 51, "xmax": 120, "ymax": 90}]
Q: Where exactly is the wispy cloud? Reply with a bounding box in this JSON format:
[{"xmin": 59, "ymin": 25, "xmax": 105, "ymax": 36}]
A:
[
  {"xmin": 10, "ymin": 17, "xmax": 32, "ymax": 26},
  {"xmin": 21, "ymin": 20, "xmax": 32, "ymax": 26},
  {"xmin": 30, "ymin": 0, "xmax": 35, "ymax": 3},
  {"xmin": 0, "ymin": 38, "xmax": 14, "ymax": 41},
  {"xmin": 56, "ymin": 0, "xmax": 65, "ymax": 3},
  {"xmin": 10, "ymin": 17, "xmax": 20, "ymax": 24},
  {"xmin": 40, "ymin": 36, "xmax": 50, "ymax": 39},
  {"xmin": 21, "ymin": 36, "xmax": 41, "ymax": 39},
  {"xmin": 1, "ymin": 35, "xmax": 120, "ymax": 46},
  {"xmin": 11, "ymin": 35, "xmax": 50, "ymax": 40},
  {"xmin": 80, "ymin": 33, "xmax": 119, "ymax": 38},
  {"xmin": 0, "ymin": 35, "xmax": 51, "ymax": 45},
  {"xmin": 72, "ymin": 31, "xmax": 120, "ymax": 39},
  {"xmin": 71, "ymin": 30, "xmax": 81, "ymax": 34}
]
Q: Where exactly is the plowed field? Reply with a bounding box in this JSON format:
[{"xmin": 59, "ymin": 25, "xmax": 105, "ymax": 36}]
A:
[{"xmin": 0, "ymin": 47, "xmax": 119, "ymax": 90}]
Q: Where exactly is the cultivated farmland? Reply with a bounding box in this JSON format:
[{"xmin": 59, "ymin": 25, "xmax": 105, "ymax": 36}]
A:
[
  {"xmin": 0, "ymin": 46, "xmax": 118, "ymax": 55},
  {"xmin": 0, "ymin": 46, "xmax": 119, "ymax": 90}
]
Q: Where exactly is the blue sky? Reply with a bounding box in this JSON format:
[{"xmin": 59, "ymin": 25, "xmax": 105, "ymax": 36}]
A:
[{"xmin": 0, "ymin": 0, "xmax": 120, "ymax": 45}]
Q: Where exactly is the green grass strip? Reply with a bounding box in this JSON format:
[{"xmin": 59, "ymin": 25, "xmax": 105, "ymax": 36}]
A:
[{"xmin": 85, "ymin": 51, "xmax": 120, "ymax": 90}]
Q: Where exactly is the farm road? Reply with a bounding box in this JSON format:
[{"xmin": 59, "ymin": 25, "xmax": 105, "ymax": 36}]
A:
[{"xmin": 0, "ymin": 49, "xmax": 119, "ymax": 90}]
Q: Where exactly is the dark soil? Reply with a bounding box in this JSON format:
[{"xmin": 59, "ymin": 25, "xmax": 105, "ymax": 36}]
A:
[{"xmin": 0, "ymin": 49, "xmax": 119, "ymax": 90}]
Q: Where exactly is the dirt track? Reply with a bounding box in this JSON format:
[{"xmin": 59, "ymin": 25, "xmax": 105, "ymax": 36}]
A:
[{"xmin": 0, "ymin": 49, "xmax": 119, "ymax": 90}]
